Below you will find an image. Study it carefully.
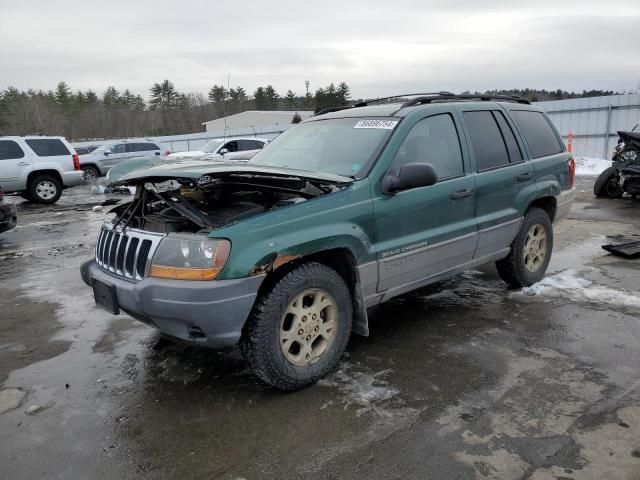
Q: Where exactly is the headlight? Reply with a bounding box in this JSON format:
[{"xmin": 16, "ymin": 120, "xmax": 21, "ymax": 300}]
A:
[{"xmin": 149, "ymin": 234, "xmax": 231, "ymax": 281}]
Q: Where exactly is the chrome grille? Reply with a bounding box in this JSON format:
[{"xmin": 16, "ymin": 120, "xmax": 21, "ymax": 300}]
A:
[{"xmin": 95, "ymin": 224, "xmax": 165, "ymax": 280}]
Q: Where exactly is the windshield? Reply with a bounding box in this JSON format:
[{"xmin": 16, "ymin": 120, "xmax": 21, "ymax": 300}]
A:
[
  {"xmin": 201, "ymin": 140, "xmax": 224, "ymax": 153},
  {"xmin": 250, "ymin": 117, "xmax": 398, "ymax": 177}
]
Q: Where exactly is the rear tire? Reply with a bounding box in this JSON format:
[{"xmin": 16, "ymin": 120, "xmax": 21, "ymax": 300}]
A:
[
  {"xmin": 28, "ymin": 174, "xmax": 62, "ymax": 204},
  {"xmin": 81, "ymin": 165, "xmax": 100, "ymax": 183},
  {"xmin": 240, "ymin": 262, "xmax": 352, "ymax": 391},
  {"xmin": 594, "ymin": 166, "xmax": 622, "ymax": 198},
  {"xmin": 496, "ymin": 208, "xmax": 553, "ymax": 288}
]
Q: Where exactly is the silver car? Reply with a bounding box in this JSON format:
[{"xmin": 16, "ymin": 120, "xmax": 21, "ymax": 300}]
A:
[
  {"xmin": 168, "ymin": 137, "xmax": 267, "ymax": 160},
  {"xmin": 79, "ymin": 140, "xmax": 167, "ymax": 181}
]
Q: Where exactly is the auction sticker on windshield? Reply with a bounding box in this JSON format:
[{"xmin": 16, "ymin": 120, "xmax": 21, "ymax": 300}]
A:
[{"xmin": 354, "ymin": 120, "xmax": 398, "ymax": 129}]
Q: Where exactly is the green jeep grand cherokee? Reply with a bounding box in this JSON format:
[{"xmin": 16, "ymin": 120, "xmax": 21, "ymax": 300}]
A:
[{"xmin": 81, "ymin": 93, "xmax": 575, "ymax": 390}]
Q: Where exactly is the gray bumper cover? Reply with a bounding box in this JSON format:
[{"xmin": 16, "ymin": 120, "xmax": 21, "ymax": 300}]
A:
[
  {"xmin": 554, "ymin": 188, "xmax": 575, "ymax": 223},
  {"xmin": 81, "ymin": 259, "xmax": 264, "ymax": 348}
]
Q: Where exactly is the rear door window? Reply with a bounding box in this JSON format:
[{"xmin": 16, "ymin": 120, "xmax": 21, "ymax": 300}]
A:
[
  {"xmin": 494, "ymin": 111, "xmax": 523, "ymax": 163},
  {"xmin": 111, "ymin": 144, "xmax": 126, "ymax": 154},
  {"xmin": 463, "ymin": 111, "xmax": 510, "ymax": 171},
  {"xmin": 510, "ymin": 110, "xmax": 563, "ymax": 158},
  {"xmin": 0, "ymin": 140, "xmax": 25, "ymax": 160},
  {"xmin": 25, "ymin": 139, "xmax": 70, "ymax": 157},
  {"xmin": 238, "ymin": 140, "xmax": 262, "ymax": 151},
  {"xmin": 390, "ymin": 113, "xmax": 464, "ymax": 180}
]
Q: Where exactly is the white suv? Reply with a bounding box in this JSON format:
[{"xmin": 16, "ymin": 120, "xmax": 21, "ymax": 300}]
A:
[{"xmin": 0, "ymin": 136, "xmax": 83, "ymax": 203}]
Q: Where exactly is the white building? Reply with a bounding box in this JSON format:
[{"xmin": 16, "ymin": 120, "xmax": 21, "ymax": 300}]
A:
[{"xmin": 202, "ymin": 110, "xmax": 314, "ymax": 133}]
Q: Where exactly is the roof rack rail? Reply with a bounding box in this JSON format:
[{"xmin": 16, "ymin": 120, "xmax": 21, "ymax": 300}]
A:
[
  {"xmin": 314, "ymin": 106, "xmax": 354, "ymax": 116},
  {"xmin": 354, "ymin": 92, "xmax": 454, "ymax": 107},
  {"xmin": 401, "ymin": 94, "xmax": 530, "ymax": 107}
]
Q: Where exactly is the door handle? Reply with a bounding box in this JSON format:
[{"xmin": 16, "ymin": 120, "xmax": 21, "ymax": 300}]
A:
[
  {"xmin": 450, "ymin": 188, "xmax": 474, "ymax": 199},
  {"xmin": 517, "ymin": 172, "xmax": 532, "ymax": 182},
  {"xmin": 16, "ymin": 161, "xmax": 30, "ymax": 166}
]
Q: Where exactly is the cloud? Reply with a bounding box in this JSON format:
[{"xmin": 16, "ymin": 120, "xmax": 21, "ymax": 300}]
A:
[{"xmin": 1, "ymin": 0, "xmax": 639, "ymax": 99}]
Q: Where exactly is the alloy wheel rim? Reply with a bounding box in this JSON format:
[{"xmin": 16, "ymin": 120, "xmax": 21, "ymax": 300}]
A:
[
  {"xmin": 36, "ymin": 181, "xmax": 57, "ymax": 200},
  {"xmin": 280, "ymin": 288, "xmax": 337, "ymax": 367},
  {"xmin": 83, "ymin": 168, "xmax": 97, "ymax": 182},
  {"xmin": 523, "ymin": 223, "xmax": 547, "ymax": 272}
]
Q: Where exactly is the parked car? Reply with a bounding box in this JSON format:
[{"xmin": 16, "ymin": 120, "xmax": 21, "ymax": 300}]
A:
[
  {"xmin": 0, "ymin": 136, "xmax": 84, "ymax": 203},
  {"xmin": 81, "ymin": 93, "xmax": 575, "ymax": 390},
  {"xmin": 79, "ymin": 140, "xmax": 168, "ymax": 182},
  {"xmin": 74, "ymin": 145, "xmax": 99, "ymax": 155},
  {"xmin": 0, "ymin": 187, "xmax": 17, "ymax": 233},
  {"xmin": 168, "ymin": 137, "xmax": 267, "ymax": 160}
]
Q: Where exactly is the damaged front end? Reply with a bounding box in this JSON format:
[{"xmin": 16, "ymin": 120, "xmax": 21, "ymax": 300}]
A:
[{"xmin": 108, "ymin": 170, "xmax": 350, "ymax": 235}]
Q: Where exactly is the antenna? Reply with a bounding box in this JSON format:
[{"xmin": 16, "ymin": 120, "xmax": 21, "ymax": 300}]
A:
[{"xmin": 223, "ymin": 74, "xmax": 230, "ymax": 141}]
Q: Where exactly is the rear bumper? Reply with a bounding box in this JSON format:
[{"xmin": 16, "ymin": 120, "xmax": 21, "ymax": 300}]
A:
[
  {"xmin": 62, "ymin": 171, "xmax": 84, "ymax": 187},
  {"xmin": 81, "ymin": 259, "xmax": 264, "ymax": 348},
  {"xmin": 554, "ymin": 188, "xmax": 575, "ymax": 223},
  {"xmin": 0, "ymin": 202, "xmax": 17, "ymax": 233}
]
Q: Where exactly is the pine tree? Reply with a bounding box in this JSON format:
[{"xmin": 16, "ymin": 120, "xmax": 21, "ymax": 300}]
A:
[
  {"xmin": 264, "ymin": 85, "xmax": 279, "ymax": 110},
  {"xmin": 208, "ymin": 84, "xmax": 227, "ymax": 104},
  {"xmin": 54, "ymin": 82, "xmax": 71, "ymax": 106},
  {"xmin": 149, "ymin": 80, "xmax": 179, "ymax": 110},
  {"xmin": 285, "ymin": 90, "xmax": 297, "ymax": 109},
  {"xmin": 254, "ymin": 87, "xmax": 267, "ymax": 110}
]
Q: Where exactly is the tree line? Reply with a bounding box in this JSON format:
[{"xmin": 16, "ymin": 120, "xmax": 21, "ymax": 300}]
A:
[
  {"xmin": 0, "ymin": 80, "xmax": 351, "ymax": 140},
  {"xmin": 0, "ymin": 80, "xmax": 625, "ymax": 141}
]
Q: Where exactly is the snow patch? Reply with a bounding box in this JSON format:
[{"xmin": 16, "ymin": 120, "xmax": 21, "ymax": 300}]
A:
[
  {"xmin": 517, "ymin": 269, "xmax": 640, "ymax": 309},
  {"xmin": 574, "ymin": 157, "xmax": 611, "ymax": 176},
  {"xmin": 319, "ymin": 365, "xmax": 404, "ymax": 417}
]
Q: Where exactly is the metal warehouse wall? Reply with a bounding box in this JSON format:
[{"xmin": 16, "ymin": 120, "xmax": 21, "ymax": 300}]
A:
[{"xmin": 536, "ymin": 93, "xmax": 640, "ymax": 159}]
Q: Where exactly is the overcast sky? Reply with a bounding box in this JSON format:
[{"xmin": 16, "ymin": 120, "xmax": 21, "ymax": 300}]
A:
[{"xmin": 1, "ymin": 0, "xmax": 639, "ymax": 100}]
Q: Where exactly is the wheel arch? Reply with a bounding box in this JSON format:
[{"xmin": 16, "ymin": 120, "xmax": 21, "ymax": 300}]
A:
[
  {"xmin": 527, "ymin": 196, "xmax": 557, "ymax": 222},
  {"xmin": 250, "ymin": 247, "xmax": 370, "ymax": 337},
  {"xmin": 27, "ymin": 169, "xmax": 63, "ymax": 187}
]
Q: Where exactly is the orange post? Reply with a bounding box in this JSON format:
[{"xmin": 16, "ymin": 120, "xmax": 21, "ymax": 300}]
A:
[{"xmin": 567, "ymin": 132, "xmax": 574, "ymax": 154}]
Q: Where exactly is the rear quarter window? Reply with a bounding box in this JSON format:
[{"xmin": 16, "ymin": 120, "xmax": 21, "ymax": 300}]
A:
[
  {"xmin": 0, "ymin": 140, "xmax": 25, "ymax": 160},
  {"xmin": 25, "ymin": 139, "xmax": 70, "ymax": 157},
  {"xmin": 510, "ymin": 110, "xmax": 564, "ymax": 159}
]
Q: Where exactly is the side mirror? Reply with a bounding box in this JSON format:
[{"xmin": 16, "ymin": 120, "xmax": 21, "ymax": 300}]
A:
[
  {"xmin": 219, "ymin": 148, "xmax": 229, "ymax": 155},
  {"xmin": 382, "ymin": 162, "xmax": 438, "ymax": 195},
  {"xmin": 104, "ymin": 150, "xmax": 111, "ymax": 156}
]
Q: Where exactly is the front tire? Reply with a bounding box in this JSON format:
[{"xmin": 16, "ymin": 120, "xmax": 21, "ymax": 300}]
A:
[
  {"xmin": 496, "ymin": 208, "xmax": 553, "ymax": 288},
  {"xmin": 28, "ymin": 174, "xmax": 62, "ymax": 204},
  {"xmin": 240, "ymin": 262, "xmax": 353, "ymax": 391},
  {"xmin": 594, "ymin": 166, "xmax": 623, "ymax": 198}
]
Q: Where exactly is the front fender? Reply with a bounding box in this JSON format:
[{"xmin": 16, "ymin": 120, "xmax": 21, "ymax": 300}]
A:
[{"xmin": 214, "ymin": 180, "xmax": 376, "ymax": 280}]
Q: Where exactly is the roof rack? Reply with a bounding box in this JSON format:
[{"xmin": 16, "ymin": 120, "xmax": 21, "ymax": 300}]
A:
[
  {"xmin": 314, "ymin": 106, "xmax": 354, "ymax": 116},
  {"xmin": 401, "ymin": 94, "xmax": 530, "ymax": 107},
  {"xmin": 354, "ymin": 92, "xmax": 454, "ymax": 107},
  {"xmin": 314, "ymin": 92, "xmax": 531, "ymax": 117},
  {"xmin": 314, "ymin": 92, "xmax": 457, "ymax": 116}
]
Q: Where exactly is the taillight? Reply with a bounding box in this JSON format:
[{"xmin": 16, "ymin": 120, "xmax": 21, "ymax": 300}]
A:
[
  {"xmin": 72, "ymin": 153, "xmax": 81, "ymax": 170},
  {"xmin": 164, "ymin": 150, "xmax": 171, "ymax": 156},
  {"xmin": 568, "ymin": 157, "xmax": 575, "ymax": 189}
]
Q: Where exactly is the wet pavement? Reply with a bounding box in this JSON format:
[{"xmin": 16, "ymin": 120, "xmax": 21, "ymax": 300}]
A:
[{"xmin": 1, "ymin": 177, "xmax": 639, "ymax": 480}]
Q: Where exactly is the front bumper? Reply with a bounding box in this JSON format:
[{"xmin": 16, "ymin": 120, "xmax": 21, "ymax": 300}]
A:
[
  {"xmin": 81, "ymin": 259, "xmax": 265, "ymax": 348},
  {"xmin": 0, "ymin": 202, "xmax": 17, "ymax": 233},
  {"xmin": 62, "ymin": 170, "xmax": 84, "ymax": 187},
  {"xmin": 554, "ymin": 188, "xmax": 575, "ymax": 223}
]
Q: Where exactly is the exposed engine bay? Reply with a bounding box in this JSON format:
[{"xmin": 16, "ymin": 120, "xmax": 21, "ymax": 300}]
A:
[{"xmin": 108, "ymin": 173, "xmax": 346, "ymax": 233}]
